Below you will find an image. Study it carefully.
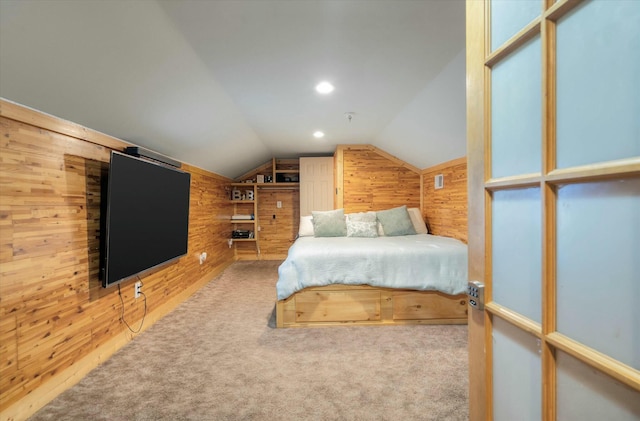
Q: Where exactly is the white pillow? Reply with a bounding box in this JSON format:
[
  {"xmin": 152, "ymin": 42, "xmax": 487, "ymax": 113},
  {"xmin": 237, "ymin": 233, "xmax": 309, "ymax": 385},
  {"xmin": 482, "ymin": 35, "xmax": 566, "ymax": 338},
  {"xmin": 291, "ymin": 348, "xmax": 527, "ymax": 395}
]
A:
[
  {"xmin": 346, "ymin": 211, "xmax": 377, "ymax": 223},
  {"xmin": 407, "ymin": 208, "xmax": 428, "ymax": 234},
  {"xmin": 298, "ymin": 215, "xmax": 314, "ymax": 237}
]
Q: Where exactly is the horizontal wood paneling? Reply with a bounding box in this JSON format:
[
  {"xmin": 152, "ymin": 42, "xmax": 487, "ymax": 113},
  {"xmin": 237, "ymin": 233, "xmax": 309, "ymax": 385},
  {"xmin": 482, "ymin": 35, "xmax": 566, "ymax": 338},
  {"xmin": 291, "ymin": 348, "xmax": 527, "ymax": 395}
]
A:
[
  {"xmin": 0, "ymin": 100, "xmax": 234, "ymax": 420},
  {"xmin": 422, "ymin": 157, "xmax": 468, "ymax": 243},
  {"xmin": 336, "ymin": 145, "xmax": 421, "ymax": 213},
  {"xmin": 239, "ymin": 146, "xmax": 425, "ymax": 260},
  {"xmin": 256, "ymin": 189, "xmax": 299, "ymax": 260}
]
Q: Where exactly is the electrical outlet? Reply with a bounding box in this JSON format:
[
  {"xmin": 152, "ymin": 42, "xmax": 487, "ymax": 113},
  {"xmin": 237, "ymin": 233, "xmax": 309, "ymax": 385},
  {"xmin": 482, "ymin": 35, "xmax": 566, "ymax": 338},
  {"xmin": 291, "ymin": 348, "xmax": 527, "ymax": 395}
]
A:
[
  {"xmin": 199, "ymin": 252, "xmax": 207, "ymax": 265},
  {"xmin": 276, "ymin": 201, "xmax": 282, "ymax": 208},
  {"xmin": 134, "ymin": 281, "xmax": 142, "ymax": 299}
]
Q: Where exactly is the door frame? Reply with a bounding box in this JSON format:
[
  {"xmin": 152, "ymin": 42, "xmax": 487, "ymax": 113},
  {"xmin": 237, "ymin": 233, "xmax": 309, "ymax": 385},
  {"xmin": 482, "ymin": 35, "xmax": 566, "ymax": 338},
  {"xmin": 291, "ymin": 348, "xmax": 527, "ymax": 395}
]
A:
[{"xmin": 466, "ymin": 1, "xmax": 487, "ymax": 419}]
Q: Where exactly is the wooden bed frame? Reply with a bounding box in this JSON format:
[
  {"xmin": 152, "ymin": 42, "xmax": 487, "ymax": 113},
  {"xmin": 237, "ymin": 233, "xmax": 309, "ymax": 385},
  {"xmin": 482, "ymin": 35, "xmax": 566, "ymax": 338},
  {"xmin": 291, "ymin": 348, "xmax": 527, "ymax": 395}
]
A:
[{"xmin": 275, "ymin": 284, "xmax": 468, "ymax": 328}]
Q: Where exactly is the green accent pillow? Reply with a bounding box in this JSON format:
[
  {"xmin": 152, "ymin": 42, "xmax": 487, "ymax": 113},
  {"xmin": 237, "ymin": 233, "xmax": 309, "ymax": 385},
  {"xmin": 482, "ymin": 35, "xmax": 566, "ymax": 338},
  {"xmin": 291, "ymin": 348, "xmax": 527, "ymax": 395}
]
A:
[
  {"xmin": 312, "ymin": 209, "xmax": 347, "ymax": 237},
  {"xmin": 376, "ymin": 205, "xmax": 416, "ymax": 236}
]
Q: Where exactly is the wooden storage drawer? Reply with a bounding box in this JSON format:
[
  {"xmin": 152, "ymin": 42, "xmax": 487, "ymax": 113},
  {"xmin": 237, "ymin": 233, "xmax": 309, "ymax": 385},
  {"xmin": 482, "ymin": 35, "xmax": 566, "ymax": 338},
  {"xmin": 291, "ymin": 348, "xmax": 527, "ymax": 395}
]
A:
[
  {"xmin": 392, "ymin": 291, "xmax": 467, "ymax": 320},
  {"xmin": 295, "ymin": 290, "xmax": 381, "ymax": 322}
]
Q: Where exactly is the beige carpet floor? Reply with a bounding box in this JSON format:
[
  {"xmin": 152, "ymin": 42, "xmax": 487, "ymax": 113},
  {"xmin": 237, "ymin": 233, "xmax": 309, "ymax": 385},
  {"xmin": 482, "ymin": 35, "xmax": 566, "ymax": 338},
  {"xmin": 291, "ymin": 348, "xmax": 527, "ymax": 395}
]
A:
[{"xmin": 29, "ymin": 261, "xmax": 469, "ymax": 421}]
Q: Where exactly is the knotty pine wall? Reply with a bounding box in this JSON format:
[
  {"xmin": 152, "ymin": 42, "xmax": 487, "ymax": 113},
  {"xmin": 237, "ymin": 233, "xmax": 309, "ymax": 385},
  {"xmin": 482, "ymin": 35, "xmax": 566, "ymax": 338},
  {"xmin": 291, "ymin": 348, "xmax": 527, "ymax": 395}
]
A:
[
  {"xmin": 0, "ymin": 100, "xmax": 235, "ymax": 421},
  {"xmin": 257, "ymin": 189, "xmax": 299, "ymax": 259},
  {"xmin": 233, "ymin": 189, "xmax": 299, "ymax": 260},
  {"xmin": 422, "ymin": 157, "xmax": 468, "ymax": 243},
  {"xmin": 232, "ymin": 159, "xmax": 300, "ymax": 261},
  {"xmin": 234, "ymin": 146, "xmax": 465, "ymax": 261},
  {"xmin": 335, "ymin": 145, "xmax": 422, "ymax": 213}
]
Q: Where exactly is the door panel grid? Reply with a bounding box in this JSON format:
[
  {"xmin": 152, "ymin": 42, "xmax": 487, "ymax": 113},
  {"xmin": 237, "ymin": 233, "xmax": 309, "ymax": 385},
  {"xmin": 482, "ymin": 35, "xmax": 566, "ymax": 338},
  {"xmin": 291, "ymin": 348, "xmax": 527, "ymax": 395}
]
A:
[{"xmin": 471, "ymin": 0, "xmax": 640, "ymax": 419}]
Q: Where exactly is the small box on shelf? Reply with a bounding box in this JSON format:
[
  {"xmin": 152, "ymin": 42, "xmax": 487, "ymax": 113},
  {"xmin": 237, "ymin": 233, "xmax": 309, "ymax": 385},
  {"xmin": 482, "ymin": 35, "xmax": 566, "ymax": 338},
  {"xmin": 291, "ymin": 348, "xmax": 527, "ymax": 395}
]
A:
[{"xmin": 231, "ymin": 230, "xmax": 254, "ymax": 239}]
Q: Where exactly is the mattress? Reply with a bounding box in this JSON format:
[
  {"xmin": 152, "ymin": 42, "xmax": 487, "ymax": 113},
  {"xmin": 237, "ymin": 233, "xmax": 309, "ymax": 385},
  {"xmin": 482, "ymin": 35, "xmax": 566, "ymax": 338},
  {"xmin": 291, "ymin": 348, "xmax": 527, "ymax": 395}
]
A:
[{"xmin": 276, "ymin": 234, "xmax": 468, "ymax": 300}]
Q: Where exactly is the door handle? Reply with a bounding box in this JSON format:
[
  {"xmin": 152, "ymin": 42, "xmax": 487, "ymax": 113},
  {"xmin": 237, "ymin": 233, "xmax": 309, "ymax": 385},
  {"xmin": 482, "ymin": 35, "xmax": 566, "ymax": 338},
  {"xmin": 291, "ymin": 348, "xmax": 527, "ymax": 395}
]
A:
[{"xmin": 467, "ymin": 280, "xmax": 485, "ymax": 311}]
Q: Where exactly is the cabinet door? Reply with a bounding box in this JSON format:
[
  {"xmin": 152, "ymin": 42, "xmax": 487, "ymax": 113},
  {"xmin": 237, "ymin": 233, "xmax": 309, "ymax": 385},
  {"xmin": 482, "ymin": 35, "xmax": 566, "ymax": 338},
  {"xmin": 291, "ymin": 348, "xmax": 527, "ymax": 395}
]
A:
[{"xmin": 299, "ymin": 157, "xmax": 334, "ymax": 216}]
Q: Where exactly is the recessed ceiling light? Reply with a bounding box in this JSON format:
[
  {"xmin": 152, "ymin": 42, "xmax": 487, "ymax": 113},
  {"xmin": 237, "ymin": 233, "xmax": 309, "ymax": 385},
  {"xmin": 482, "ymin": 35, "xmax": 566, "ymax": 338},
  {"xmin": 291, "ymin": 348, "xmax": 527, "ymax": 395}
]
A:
[
  {"xmin": 315, "ymin": 81, "xmax": 334, "ymax": 94},
  {"xmin": 313, "ymin": 131, "xmax": 325, "ymax": 138}
]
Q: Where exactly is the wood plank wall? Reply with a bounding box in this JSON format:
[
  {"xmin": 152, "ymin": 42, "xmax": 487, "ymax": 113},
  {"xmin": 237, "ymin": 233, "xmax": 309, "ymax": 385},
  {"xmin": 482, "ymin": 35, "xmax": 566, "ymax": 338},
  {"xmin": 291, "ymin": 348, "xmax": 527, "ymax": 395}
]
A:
[
  {"xmin": 421, "ymin": 157, "xmax": 468, "ymax": 243},
  {"xmin": 335, "ymin": 145, "xmax": 422, "ymax": 213},
  {"xmin": 232, "ymin": 159, "xmax": 300, "ymax": 261},
  {"xmin": 236, "ymin": 146, "xmax": 465, "ymax": 260},
  {"xmin": 256, "ymin": 189, "xmax": 299, "ymax": 259},
  {"xmin": 0, "ymin": 100, "xmax": 235, "ymax": 421},
  {"xmin": 233, "ymin": 189, "xmax": 299, "ymax": 261}
]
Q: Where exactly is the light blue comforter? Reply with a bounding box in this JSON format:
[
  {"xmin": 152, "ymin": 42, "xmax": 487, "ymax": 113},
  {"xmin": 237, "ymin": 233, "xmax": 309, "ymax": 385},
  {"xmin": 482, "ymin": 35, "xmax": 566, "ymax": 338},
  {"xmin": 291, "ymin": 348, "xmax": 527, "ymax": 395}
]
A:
[{"xmin": 276, "ymin": 234, "xmax": 468, "ymax": 300}]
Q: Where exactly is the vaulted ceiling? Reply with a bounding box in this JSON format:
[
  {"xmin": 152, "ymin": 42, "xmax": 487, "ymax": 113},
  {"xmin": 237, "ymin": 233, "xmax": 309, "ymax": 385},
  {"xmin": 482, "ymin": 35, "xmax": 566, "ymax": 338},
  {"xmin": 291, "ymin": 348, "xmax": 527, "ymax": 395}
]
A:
[{"xmin": 0, "ymin": 0, "xmax": 466, "ymax": 178}]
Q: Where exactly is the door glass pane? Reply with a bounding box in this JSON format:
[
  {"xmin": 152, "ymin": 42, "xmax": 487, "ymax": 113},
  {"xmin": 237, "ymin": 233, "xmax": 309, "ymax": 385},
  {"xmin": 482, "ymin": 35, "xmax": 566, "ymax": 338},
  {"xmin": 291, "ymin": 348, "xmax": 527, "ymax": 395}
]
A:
[
  {"xmin": 557, "ymin": 179, "xmax": 640, "ymax": 369},
  {"xmin": 556, "ymin": 0, "xmax": 640, "ymax": 168},
  {"xmin": 491, "ymin": 36, "xmax": 542, "ymax": 178},
  {"xmin": 557, "ymin": 351, "xmax": 640, "ymax": 420},
  {"xmin": 490, "ymin": 0, "xmax": 540, "ymax": 51},
  {"xmin": 492, "ymin": 317, "xmax": 541, "ymax": 421},
  {"xmin": 492, "ymin": 187, "xmax": 541, "ymax": 323}
]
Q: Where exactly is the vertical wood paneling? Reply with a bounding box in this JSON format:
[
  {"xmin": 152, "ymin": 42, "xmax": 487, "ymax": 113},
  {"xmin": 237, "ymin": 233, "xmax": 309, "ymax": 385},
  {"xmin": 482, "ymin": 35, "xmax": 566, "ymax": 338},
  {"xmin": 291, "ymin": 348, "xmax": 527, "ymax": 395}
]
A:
[
  {"xmin": 0, "ymin": 101, "xmax": 235, "ymax": 420},
  {"xmin": 422, "ymin": 157, "xmax": 468, "ymax": 243},
  {"xmin": 337, "ymin": 146, "xmax": 421, "ymax": 213}
]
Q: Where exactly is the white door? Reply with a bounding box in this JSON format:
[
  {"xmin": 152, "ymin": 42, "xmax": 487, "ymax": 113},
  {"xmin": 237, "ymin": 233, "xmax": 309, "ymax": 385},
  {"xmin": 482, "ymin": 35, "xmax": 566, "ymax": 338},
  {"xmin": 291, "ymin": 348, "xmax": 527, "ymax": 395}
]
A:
[
  {"xmin": 467, "ymin": 1, "xmax": 640, "ymax": 419},
  {"xmin": 300, "ymin": 157, "xmax": 334, "ymax": 216}
]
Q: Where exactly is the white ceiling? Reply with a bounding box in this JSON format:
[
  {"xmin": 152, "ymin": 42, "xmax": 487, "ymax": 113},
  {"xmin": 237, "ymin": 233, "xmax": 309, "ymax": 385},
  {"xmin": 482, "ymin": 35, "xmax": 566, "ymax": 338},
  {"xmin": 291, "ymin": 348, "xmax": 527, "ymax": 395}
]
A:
[{"xmin": 0, "ymin": 0, "xmax": 466, "ymax": 178}]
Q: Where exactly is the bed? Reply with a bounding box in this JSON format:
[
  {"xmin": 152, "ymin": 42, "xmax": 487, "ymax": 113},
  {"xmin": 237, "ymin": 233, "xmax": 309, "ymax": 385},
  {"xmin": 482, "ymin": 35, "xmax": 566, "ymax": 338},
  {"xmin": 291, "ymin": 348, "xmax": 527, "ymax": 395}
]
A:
[{"xmin": 275, "ymin": 207, "xmax": 469, "ymax": 328}]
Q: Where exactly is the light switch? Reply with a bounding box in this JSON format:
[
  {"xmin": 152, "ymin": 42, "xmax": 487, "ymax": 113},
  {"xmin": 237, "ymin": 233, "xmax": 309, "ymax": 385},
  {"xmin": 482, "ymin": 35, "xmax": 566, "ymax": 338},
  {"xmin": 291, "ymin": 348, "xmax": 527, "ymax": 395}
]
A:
[{"xmin": 276, "ymin": 201, "xmax": 282, "ymax": 208}]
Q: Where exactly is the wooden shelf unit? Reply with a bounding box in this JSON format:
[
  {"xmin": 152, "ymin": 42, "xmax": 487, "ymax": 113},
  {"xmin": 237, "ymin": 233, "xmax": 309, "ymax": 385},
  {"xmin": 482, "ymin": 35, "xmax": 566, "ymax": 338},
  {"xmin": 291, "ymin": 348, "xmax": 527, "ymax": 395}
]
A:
[
  {"xmin": 273, "ymin": 158, "xmax": 299, "ymax": 183},
  {"xmin": 229, "ymin": 157, "xmax": 300, "ymax": 259},
  {"xmin": 229, "ymin": 184, "xmax": 258, "ymax": 253},
  {"xmin": 234, "ymin": 157, "xmax": 300, "ymax": 186}
]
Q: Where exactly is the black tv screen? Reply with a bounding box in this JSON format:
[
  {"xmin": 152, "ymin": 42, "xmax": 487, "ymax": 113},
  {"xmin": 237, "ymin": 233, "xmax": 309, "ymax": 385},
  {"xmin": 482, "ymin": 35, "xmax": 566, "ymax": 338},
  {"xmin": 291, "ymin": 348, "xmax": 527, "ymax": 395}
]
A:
[{"xmin": 101, "ymin": 151, "xmax": 191, "ymax": 288}]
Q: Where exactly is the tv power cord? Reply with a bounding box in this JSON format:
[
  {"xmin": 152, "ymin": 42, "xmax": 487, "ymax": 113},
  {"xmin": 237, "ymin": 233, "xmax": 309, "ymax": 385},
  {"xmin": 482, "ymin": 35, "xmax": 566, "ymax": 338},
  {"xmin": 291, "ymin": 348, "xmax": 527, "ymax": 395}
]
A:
[{"xmin": 117, "ymin": 278, "xmax": 147, "ymax": 333}]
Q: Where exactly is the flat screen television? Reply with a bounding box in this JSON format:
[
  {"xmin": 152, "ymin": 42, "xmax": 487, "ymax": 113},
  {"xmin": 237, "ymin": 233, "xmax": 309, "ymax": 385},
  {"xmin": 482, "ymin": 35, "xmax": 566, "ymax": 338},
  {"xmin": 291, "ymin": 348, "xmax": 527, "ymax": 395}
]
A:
[{"xmin": 101, "ymin": 151, "xmax": 191, "ymax": 288}]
